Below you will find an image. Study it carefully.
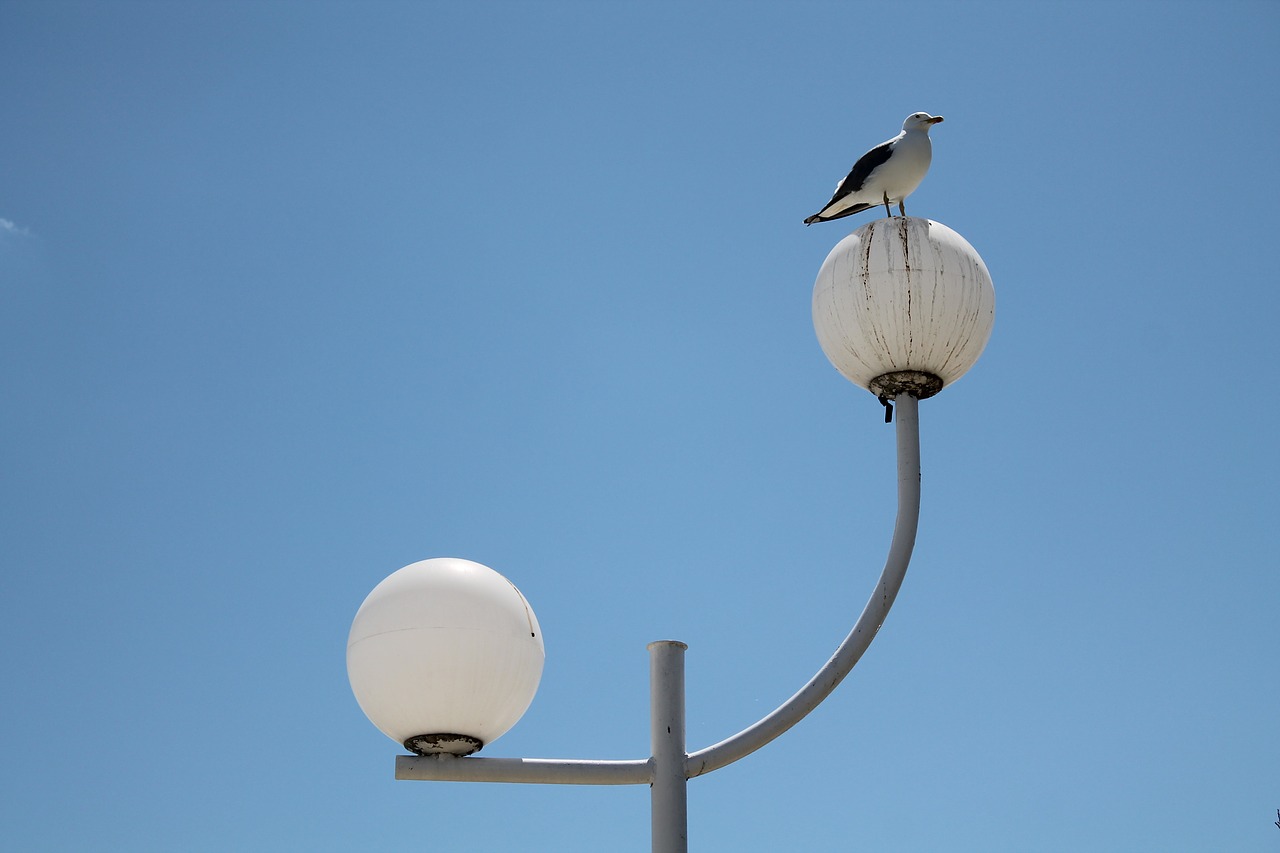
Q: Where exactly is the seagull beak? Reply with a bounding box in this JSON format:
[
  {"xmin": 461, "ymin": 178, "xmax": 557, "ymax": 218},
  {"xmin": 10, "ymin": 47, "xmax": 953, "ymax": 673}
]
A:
[{"xmin": 928, "ymin": 116, "xmax": 944, "ymax": 124}]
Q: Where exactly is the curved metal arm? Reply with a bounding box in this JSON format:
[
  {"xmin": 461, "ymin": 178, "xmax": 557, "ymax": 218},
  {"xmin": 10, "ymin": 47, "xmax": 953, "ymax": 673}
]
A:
[
  {"xmin": 395, "ymin": 394, "xmax": 922, "ymax": 789},
  {"xmin": 686, "ymin": 393, "xmax": 921, "ymax": 778}
]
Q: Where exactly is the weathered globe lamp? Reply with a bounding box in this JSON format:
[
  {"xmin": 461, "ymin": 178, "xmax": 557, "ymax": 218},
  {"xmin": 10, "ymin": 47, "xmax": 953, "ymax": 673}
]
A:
[
  {"xmin": 347, "ymin": 216, "xmax": 994, "ymax": 852},
  {"xmin": 813, "ymin": 217, "xmax": 994, "ymax": 408}
]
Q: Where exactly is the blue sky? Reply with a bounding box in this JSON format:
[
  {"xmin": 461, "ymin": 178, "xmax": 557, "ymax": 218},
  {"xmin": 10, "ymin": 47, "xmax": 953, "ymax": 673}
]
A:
[{"xmin": 2, "ymin": 1, "xmax": 1277, "ymax": 850}]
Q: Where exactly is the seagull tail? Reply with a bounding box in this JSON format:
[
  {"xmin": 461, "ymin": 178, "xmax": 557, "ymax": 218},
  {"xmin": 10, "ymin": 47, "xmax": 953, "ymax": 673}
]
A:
[{"xmin": 806, "ymin": 203, "xmax": 874, "ymax": 225}]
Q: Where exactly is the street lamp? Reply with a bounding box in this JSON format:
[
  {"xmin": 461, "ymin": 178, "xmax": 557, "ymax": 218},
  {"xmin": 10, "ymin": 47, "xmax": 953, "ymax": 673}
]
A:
[
  {"xmin": 347, "ymin": 216, "xmax": 994, "ymax": 852},
  {"xmin": 347, "ymin": 558, "xmax": 544, "ymax": 757}
]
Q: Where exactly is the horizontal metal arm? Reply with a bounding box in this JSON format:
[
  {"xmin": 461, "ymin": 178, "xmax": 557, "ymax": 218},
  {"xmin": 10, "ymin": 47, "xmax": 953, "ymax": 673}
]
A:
[
  {"xmin": 395, "ymin": 755, "xmax": 653, "ymax": 785},
  {"xmin": 685, "ymin": 393, "xmax": 922, "ymax": 778}
]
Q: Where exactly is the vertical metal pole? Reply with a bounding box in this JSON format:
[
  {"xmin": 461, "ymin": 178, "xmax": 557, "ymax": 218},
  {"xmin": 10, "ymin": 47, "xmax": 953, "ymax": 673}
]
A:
[{"xmin": 649, "ymin": 640, "xmax": 688, "ymax": 853}]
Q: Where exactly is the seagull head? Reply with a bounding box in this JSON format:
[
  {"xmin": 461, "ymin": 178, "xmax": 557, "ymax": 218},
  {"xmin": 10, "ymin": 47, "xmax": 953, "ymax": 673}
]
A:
[{"xmin": 903, "ymin": 112, "xmax": 944, "ymax": 132}]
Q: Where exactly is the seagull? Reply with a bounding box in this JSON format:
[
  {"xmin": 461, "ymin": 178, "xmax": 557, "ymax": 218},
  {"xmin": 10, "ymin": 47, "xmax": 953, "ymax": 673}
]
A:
[{"xmin": 803, "ymin": 112, "xmax": 944, "ymax": 224}]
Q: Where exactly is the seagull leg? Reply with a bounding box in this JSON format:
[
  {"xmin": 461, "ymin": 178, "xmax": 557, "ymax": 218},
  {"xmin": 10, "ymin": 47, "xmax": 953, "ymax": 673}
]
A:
[
  {"xmin": 882, "ymin": 192, "xmax": 891, "ymax": 218},
  {"xmin": 898, "ymin": 200, "xmax": 906, "ymax": 217}
]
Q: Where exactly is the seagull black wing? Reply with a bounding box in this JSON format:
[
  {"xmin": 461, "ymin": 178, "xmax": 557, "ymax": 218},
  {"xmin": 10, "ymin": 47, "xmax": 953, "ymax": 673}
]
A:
[
  {"xmin": 803, "ymin": 140, "xmax": 895, "ymax": 224},
  {"xmin": 831, "ymin": 140, "xmax": 894, "ymax": 201}
]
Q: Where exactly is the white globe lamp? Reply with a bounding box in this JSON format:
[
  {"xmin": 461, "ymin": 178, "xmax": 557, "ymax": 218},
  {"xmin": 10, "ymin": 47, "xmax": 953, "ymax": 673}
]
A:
[
  {"xmin": 346, "ymin": 558, "xmax": 545, "ymax": 756},
  {"xmin": 812, "ymin": 217, "xmax": 995, "ymax": 400}
]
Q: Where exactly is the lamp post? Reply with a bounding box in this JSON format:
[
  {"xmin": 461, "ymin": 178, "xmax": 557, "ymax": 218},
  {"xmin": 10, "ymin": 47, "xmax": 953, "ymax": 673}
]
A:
[{"xmin": 347, "ymin": 217, "xmax": 995, "ymax": 852}]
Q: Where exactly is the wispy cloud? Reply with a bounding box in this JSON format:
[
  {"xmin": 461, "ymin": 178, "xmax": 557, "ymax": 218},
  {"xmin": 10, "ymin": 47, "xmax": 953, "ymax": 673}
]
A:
[{"xmin": 1, "ymin": 217, "xmax": 32, "ymax": 237}]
